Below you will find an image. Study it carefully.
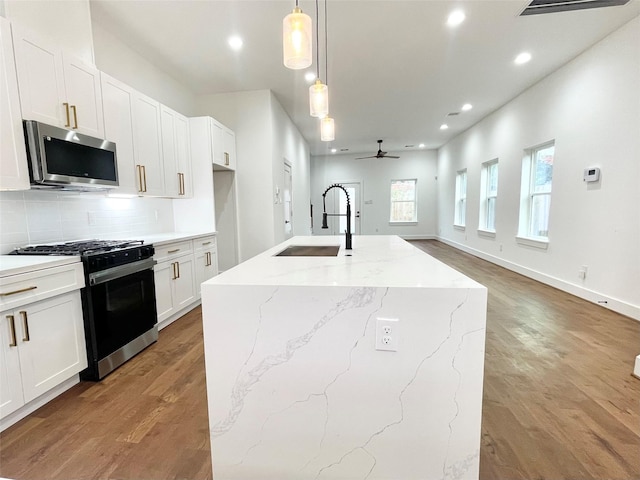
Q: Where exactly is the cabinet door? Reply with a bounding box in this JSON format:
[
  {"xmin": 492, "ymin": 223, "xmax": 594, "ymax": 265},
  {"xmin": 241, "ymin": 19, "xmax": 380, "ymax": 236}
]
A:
[
  {"xmin": 100, "ymin": 72, "xmax": 137, "ymax": 195},
  {"xmin": 12, "ymin": 23, "xmax": 66, "ymax": 128},
  {"xmin": 0, "ymin": 311, "xmax": 24, "ymax": 419},
  {"xmin": 0, "ymin": 17, "xmax": 29, "ymax": 191},
  {"xmin": 223, "ymin": 127, "xmax": 237, "ymax": 170},
  {"xmin": 133, "ymin": 92, "xmax": 165, "ymax": 196},
  {"xmin": 17, "ymin": 292, "xmax": 87, "ymax": 403},
  {"xmin": 174, "ymin": 112, "xmax": 192, "ymax": 197},
  {"xmin": 161, "ymin": 105, "xmax": 179, "ymax": 197},
  {"xmin": 154, "ymin": 261, "xmax": 175, "ymax": 323},
  {"xmin": 211, "ymin": 120, "xmax": 225, "ymax": 168},
  {"xmin": 194, "ymin": 248, "xmax": 218, "ymax": 297},
  {"xmin": 173, "ymin": 256, "xmax": 196, "ymax": 310},
  {"xmin": 62, "ymin": 54, "xmax": 104, "ymax": 138}
]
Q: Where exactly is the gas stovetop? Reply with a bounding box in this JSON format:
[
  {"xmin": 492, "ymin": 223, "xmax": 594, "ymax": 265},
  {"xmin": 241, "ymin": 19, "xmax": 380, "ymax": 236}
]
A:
[{"xmin": 11, "ymin": 239, "xmax": 144, "ymax": 256}]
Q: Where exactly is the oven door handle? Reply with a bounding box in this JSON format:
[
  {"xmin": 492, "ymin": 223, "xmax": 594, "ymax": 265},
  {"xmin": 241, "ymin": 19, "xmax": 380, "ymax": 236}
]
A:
[{"xmin": 88, "ymin": 258, "xmax": 157, "ymax": 286}]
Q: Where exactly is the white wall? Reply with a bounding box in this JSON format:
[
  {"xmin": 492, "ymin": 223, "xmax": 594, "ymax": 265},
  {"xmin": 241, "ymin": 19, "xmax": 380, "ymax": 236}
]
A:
[
  {"xmin": 3, "ymin": 0, "xmax": 94, "ymax": 64},
  {"xmin": 0, "ymin": 190, "xmax": 175, "ymax": 254},
  {"xmin": 311, "ymin": 150, "xmax": 438, "ymax": 239},
  {"xmin": 195, "ymin": 89, "xmax": 311, "ymax": 261},
  {"xmin": 437, "ymin": 17, "xmax": 640, "ymax": 320},
  {"xmin": 91, "ymin": 21, "xmax": 195, "ymax": 116}
]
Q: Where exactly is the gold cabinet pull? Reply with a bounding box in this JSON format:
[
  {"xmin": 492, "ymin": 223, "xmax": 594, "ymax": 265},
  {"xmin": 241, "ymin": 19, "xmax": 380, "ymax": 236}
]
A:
[
  {"xmin": 20, "ymin": 311, "xmax": 30, "ymax": 342},
  {"xmin": 142, "ymin": 166, "xmax": 147, "ymax": 192},
  {"xmin": 70, "ymin": 104, "xmax": 78, "ymax": 129},
  {"xmin": 7, "ymin": 315, "xmax": 17, "ymax": 347},
  {"xmin": 0, "ymin": 285, "xmax": 38, "ymax": 297},
  {"xmin": 171, "ymin": 262, "xmax": 177, "ymax": 280},
  {"xmin": 202, "ymin": 241, "xmax": 211, "ymax": 246},
  {"xmin": 224, "ymin": 152, "xmax": 230, "ymax": 166},
  {"xmin": 136, "ymin": 165, "xmax": 143, "ymax": 192},
  {"xmin": 63, "ymin": 102, "xmax": 71, "ymax": 127},
  {"xmin": 176, "ymin": 261, "xmax": 180, "ymax": 279},
  {"xmin": 181, "ymin": 173, "xmax": 185, "ymax": 195},
  {"xmin": 168, "ymin": 248, "xmax": 180, "ymax": 254}
]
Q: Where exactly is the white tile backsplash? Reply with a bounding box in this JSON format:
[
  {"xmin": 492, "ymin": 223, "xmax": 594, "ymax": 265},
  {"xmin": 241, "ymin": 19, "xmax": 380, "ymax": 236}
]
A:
[{"xmin": 0, "ymin": 190, "xmax": 175, "ymax": 253}]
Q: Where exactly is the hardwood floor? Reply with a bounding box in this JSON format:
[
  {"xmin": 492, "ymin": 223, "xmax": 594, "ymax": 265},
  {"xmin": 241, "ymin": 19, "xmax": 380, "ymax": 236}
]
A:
[{"xmin": 1, "ymin": 240, "xmax": 638, "ymax": 479}]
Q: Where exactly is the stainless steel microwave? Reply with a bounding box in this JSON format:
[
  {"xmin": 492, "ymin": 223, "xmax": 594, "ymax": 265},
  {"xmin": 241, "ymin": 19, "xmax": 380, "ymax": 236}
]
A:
[{"xmin": 24, "ymin": 120, "xmax": 118, "ymax": 190}]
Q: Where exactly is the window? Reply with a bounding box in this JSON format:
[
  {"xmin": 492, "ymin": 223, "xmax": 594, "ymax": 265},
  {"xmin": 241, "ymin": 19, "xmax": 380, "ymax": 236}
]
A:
[
  {"xmin": 454, "ymin": 169, "xmax": 467, "ymax": 227},
  {"xmin": 390, "ymin": 179, "xmax": 417, "ymax": 223},
  {"xmin": 479, "ymin": 160, "xmax": 498, "ymax": 233},
  {"xmin": 518, "ymin": 142, "xmax": 554, "ymax": 243}
]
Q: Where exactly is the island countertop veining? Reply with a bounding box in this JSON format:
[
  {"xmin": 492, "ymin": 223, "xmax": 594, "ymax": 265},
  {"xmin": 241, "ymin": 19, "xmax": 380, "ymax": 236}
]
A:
[
  {"xmin": 206, "ymin": 234, "xmax": 483, "ymax": 289},
  {"xmin": 201, "ymin": 234, "xmax": 488, "ymax": 480}
]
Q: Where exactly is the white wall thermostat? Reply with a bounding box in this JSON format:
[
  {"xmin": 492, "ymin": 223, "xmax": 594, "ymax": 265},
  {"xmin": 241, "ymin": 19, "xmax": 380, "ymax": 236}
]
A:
[{"xmin": 583, "ymin": 167, "xmax": 600, "ymax": 183}]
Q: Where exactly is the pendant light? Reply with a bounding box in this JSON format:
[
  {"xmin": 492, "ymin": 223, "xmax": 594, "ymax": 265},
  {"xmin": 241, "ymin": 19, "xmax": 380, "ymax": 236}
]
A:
[
  {"xmin": 309, "ymin": 0, "xmax": 328, "ymax": 118},
  {"xmin": 321, "ymin": 116, "xmax": 335, "ymax": 141},
  {"xmin": 283, "ymin": 1, "xmax": 312, "ymax": 70},
  {"xmin": 319, "ymin": 0, "xmax": 334, "ymax": 142}
]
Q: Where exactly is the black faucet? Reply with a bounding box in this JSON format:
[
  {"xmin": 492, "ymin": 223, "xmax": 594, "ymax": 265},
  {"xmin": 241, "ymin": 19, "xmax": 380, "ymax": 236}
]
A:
[{"xmin": 321, "ymin": 184, "xmax": 352, "ymax": 250}]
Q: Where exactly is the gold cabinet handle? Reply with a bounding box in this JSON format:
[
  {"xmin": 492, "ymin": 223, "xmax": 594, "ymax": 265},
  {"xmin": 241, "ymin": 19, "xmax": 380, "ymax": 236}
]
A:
[
  {"xmin": 176, "ymin": 261, "xmax": 180, "ymax": 279},
  {"xmin": 142, "ymin": 166, "xmax": 147, "ymax": 192},
  {"xmin": 20, "ymin": 311, "xmax": 30, "ymax": 342},
  {"xmin": 0, "ymin": 285, "xmax": 38, "ymax": 297},
  {"xmin": 171, "ymin": 262, "xmax": 177, "ymax": 280},
  {"xmin": 71, "ymin": 104, "xmax": 78, "ymax": 129},
  {"xmin": 168, "ymin": 248, "xmax": 180, "ymax": 254},
  {"xmin": 181, "ymin": 173, "xmax": 185, "ymax": 195},
  {"xmin": 202, "ymin": 241, "xmax": 211, "ymax": 246},
  {"xmin": 224, "ymin": 152, "xmax": 230, "ymax": 166},
  {"xmin": 63, "ymin": 102, "xmax": 71, "ymax": 127},
  {"xmin": 7, "ymin": 315, "xmax": 17, "ymax": 347},
  {"xmin": 136, "ymin": 165, "xmax": 143, "ymax": 193}
]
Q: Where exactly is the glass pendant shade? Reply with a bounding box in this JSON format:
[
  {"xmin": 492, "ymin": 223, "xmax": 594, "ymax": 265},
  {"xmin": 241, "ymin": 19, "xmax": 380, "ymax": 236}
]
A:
[
  {"xmin": 283, "ymin": 7, "xmax": 312, "ymax": 70},
  {"xmin": 309, "ymin": 80, "xmax": 329, "ymax": 118},
  {"xmin": 321, "ymin": 117, "xmax": 335, "ymax": 141}
]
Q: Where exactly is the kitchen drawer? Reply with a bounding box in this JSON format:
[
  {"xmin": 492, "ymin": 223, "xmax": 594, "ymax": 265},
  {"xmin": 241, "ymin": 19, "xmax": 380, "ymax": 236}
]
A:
[
  {"xmin": 153, "ymin": 240, "xmax": 194, "ymax": 263},
  {"xmin": 193, "ymin": 235, "xmax": 216, "ymax": 252},
  {"xmin": 0, "ymin": 263, "xmax": 85, "ymax": 311}
]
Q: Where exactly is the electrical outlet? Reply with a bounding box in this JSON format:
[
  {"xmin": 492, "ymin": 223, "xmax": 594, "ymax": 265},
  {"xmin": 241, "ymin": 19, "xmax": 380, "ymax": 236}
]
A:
[{"xmin": 376, "ymin": 318, "xmax": 399, "ymax": 352}]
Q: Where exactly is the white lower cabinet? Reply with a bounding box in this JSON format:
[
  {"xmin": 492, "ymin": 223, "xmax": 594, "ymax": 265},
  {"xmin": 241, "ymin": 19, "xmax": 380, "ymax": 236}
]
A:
[
  {"xmin": 154, "ymin": 241, "xmax": 197, "ymax": 324},
  {"xmin": 0, "ymin": 291, "xmax": 87, "ymax": 419},
  {"xmin": 194, "ymin": 236, "xmax": 218, "ymax": 296}
]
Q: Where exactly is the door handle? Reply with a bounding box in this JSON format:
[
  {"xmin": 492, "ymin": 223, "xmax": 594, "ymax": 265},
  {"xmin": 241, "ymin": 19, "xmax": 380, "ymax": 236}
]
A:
[
  {"xmin": 20, "ymin": 311, "xmax": 30, "ymax": 342},
  {"xmin": 7, "ymin": 315, "xmax": 17, "ymax": 347},
  {"xmin": 355, "ymin": 211, "xmax": 361, "ymax": 218}
]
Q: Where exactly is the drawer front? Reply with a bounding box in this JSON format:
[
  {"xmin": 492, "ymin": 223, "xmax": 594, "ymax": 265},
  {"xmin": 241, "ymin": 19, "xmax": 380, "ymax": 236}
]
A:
[
  {"xmin": 193, "ymin": 235, "xmax": 217, "ymax": 252},
  {"xmin": 0, "ymin": 263, "xmax": 85, "ymax": 311},
  {"xmin": 153, "ymin": 240, "xmax": 194, "ymax": 263}
]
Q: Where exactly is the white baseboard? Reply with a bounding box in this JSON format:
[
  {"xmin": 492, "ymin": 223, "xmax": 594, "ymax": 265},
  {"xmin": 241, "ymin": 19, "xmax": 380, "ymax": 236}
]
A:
[
  {"xmin": 1, "ymin": 375, "xmax": 79, "ymax": 433},
  {"xmin": 435, "ymin": 236, "xmax": 640, "ymax": 322},
  {"xmin": 158, "ymin": 299, "xmax": 202, "ymax": 331},
  {"xmin": 399, "ymin": 234, "xmax": 437, "ymax": 241}
]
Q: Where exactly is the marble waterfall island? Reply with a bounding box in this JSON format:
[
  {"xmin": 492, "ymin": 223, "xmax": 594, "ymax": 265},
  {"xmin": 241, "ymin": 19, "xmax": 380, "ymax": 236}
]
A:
[{"xmin": 201, "ymin": 236, "xmax": 487, "ymax": 480}]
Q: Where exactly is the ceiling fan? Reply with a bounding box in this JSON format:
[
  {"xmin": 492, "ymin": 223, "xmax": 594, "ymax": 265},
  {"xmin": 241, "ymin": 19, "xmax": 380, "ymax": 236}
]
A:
[{"xmin": 355, "ymin": 140, "xmax": 400, "ymax": 159}]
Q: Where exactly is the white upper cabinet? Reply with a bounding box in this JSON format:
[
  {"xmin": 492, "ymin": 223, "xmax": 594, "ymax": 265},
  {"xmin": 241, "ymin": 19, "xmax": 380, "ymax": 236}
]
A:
[
  {"xmin": 12, "ymin": 23, "xmax": 104, "ymax": 138},
  {"xmin": 161, "ymin": 105, "xmax": 192, "ymax": 198},
  {"xmin": 100, "ymin": 72, "xmax": 137, "ymax": 195},
  {"xmin": 0, "ymin": 17, "xmax": 29, "ymax": 191},
  {"xmin": 132, "ymin": 91, "xmax": 165, "ymax": 196},
  {"xmin": 211, "ymin": 119, "xmax": 236, "ymax": 171},
  {"xmin": 222, "ymin": 126, "xmax": 237, "ymax": 171}
]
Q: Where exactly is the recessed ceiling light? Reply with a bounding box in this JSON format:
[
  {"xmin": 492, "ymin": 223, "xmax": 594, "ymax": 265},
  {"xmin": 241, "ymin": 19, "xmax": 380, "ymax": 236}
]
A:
[
  {"xmin": 461, "ymin": 103, "xmax": 473, "ymax": 111},
  {"xmin": 419, "ymin": 143, "xmax": 425, "ymax": 148},
  {"xmin": 305, "ymin": 71, "xmax": 316, "ymax": 83},
  {"xmin": 515, "ymin": 52, "xmax": 532, "ymax": 65},
  {"xmin": 447, "ymin": 10, "xmax": 466, "ymax": 27},
  {"xmin": 331, "ymin": 148, "xmax": 337, "ymax": 153},
  {"xmin": 440, "ymin": 124, "xmax": 449, "ymax": 130},
  {"xmin": 228, "ymin": 35, "xmax": 243, "ymax": 51}
]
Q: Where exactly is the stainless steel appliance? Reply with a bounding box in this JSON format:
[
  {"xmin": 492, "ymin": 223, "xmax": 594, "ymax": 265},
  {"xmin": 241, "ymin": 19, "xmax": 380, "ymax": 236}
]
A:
[
  {"xmin": 11, "ymin": 240, "xmax": 157, "ymax": 380},
  {"xmin": 23, "ymin": 120, "xmax": 118, "ymax": 190}
]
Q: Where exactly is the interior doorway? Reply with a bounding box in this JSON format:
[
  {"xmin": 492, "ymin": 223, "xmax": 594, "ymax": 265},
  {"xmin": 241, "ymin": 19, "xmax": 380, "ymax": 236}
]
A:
[
  {"xmin": 283, "ymin": 161, "xmax": 293, "ymax": 240},
  {"xmin": 328, "ymin": 181, "xmax": 361, "ymax": 235}
]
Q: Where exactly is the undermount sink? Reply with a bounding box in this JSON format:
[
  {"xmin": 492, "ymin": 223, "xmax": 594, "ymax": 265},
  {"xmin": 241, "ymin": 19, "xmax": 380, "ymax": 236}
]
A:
[{"xmin": 274, "ymin": 245, "xmax": 340, "ymax": 257}]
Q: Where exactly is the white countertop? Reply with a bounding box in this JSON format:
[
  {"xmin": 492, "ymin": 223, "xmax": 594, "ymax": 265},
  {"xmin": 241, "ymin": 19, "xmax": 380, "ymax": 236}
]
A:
[
  {"xmin": 205, "ymin": 235, "xmax": 484, "ymax": 289},
  {"xmin": 0, "ymin": 255, "xmax": 81, "ymax": 278},
  {"xmin": 129, "ymin": 231, "xmax": 215, "ymax": 247}
]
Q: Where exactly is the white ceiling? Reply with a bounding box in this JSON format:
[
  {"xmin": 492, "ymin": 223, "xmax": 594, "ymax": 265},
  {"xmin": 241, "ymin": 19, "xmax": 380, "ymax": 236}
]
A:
[{"xmin": 89, "ymin": 0, "xmax": 640, "ymax": 156}]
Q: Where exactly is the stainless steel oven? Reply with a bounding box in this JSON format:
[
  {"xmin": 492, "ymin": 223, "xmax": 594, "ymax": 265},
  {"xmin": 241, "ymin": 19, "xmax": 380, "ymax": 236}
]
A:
[{"xmin": 11, "ymin": 240, "xmax": 158, "ymax": 380}]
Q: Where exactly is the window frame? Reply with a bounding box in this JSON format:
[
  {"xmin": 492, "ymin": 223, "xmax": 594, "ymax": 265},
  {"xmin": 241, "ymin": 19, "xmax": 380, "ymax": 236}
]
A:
[
  {"xmin": 389, "ymin": 178, "xmax": 418, "ymax": 225},
  {"xmin": 517, "ymin": 141, "xmax": 555, "ymax": 248},
  {"xmin": 454, "ymin": 169, "xmax": 467, "ymax": 229},
  {"xmin": 478, "ymin": 159, "xmax": 498, "ymax": 235}
]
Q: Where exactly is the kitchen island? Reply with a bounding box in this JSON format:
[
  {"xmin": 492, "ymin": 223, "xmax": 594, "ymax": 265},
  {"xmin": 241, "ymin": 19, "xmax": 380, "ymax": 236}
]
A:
[{"xmin": 201, "ymin": 235, "xmax": 487, "ymax": 480}]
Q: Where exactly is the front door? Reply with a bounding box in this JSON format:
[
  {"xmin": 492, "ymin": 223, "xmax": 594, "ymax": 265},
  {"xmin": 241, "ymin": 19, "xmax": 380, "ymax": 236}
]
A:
[
  {"xmin": 283, "ymin": 162, "xmax": 293, "ymax": 240},
  {"xmin": 330, "ymin": 181, "xmax": 361, "ymax": 235}
]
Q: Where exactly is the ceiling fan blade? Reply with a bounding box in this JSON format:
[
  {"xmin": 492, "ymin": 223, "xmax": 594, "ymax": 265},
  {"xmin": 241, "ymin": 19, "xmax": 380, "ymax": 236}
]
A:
[
  {"xmin": 382, "ymin": 155, "xmax": 400, "ymax": 159},
  {"xmin": 355, "ymin": 155, "xmax": 377, "ymax": 159}
]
